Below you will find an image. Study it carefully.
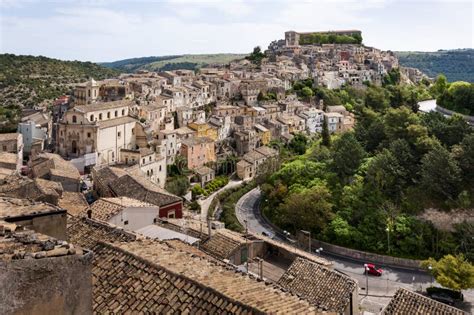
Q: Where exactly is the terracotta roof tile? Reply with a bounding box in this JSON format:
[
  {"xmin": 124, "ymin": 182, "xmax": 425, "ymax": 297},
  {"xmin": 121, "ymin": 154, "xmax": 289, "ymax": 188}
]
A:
[
  {"xmin": 99, "ymin": 239, "xmax": 319, "ymax": 314},
  {"xmin": 278, "ymin": 257, "xmax": 356, "ymax": 312},
  {"xmin": 383, "ymin": 288, "xmax": 467, "ymax": 315},
  {"xmin": 83, "ymin": 197, "xmax": 156, "ymax": 222},
  {"xmin": 67, "ymin": 216, "xmax": 137, "ymax": 249}
]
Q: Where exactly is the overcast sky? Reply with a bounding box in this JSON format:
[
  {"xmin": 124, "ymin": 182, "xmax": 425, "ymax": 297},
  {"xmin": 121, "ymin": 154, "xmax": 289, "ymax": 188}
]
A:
[{"xmin": 1, "ymin": 0, "xmax": 472, "ymax": 62}]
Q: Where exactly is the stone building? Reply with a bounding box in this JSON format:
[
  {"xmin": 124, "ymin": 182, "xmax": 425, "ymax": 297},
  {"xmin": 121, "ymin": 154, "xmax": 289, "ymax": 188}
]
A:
[
  {"xmin": 74, "ymin": 78, "xmax": 99, "ymax": 105},
  {"xmin": 83, "ymin": 197, "xmax": 162, "ymax": 230},
  {"xmin": 0, "ymin": 197, "xmax": 67, "ymax": 240},
  {"xmin": 29, "ymin": 152, "xmax": 81, "ymax": 192},
  {"xmin": 0, "ymin": 221, "xmax": 93, "ymax": 315},
  {"xmin": 118, "ymin": 147, "xmax": 166, "ymax": 188},
  {"xmin": 56, "ymin": 100, "xmax": 138, "ymax": 165},
  {"xmin": 180, "ymin": 137, "xmax": 216, "ymax": 170},
  {"xmin": 0, "ymin": 133, "xmax": 23, "ymax": 163},
  {"xmin": 92, "ymin": 166, "xmax": 183, "ymax": 218}
]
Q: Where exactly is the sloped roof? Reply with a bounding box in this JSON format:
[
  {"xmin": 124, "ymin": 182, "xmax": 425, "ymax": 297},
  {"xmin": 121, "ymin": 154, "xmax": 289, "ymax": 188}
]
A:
[
  {"xmin": 93, "ymin": 239, "xmax": 318, "ymax": 314},
  {"xmin": 200, "ymin": 230, "xmax": 246, "ymax": 260},
  {"xmin": 84, "ymin": 197, "xmax": 157, "ymax": 222},
  {"xmin": 278, "ymin": 257, "xmax": 357, "ymax": 313},
  {"xmin": 110, "ymin": 174, "xmax": 182, "ymax": 207},
  {"xmin": 67, "ymin": 216, "xmax": 137, "ymax": 249},
  {"xmin": 58, "ymin": 192, "xmax": 88, "ymax": 216},
  {"xmin": 0, "ymin": 196, "xmax": 64, "ymax": 219},
  {"xmin": 93, "ymin": 166, "xmax": 181, "ymax": 207},
  {"xmin": 74, "ymin": 100, "xmax": 133, "ymax": 113},
  {"xmin": 383, "ymin": 288, "xmax": 467, "ymax": 315}
]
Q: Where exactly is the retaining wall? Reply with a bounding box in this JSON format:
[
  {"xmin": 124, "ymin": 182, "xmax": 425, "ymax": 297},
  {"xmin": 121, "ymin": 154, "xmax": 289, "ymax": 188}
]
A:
[{"xmin": 259, "ymin": 200, "xmax": 423, "ymax": 270}]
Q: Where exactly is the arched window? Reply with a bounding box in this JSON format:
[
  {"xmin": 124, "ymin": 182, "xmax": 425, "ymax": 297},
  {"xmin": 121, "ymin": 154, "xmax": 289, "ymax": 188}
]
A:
[
  {"xmin": 90, "ymin": 114, "xmax": 94, "ymax": 121},
  {"xmin": 122, "ymin": 109, "xmax": 125, "ymax": 115},
  {"xmin": 99, "ymin": 113, "xmax": 103, "ymax": 120},
  {"xmin": 72, "ymin": 115, "xmax": 77, "ymax": 123}
]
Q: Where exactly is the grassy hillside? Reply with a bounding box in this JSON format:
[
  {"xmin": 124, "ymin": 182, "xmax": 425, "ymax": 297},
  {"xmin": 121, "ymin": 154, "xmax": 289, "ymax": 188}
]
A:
[
  {"xmin": 102, "ymin": 54, "xmax": 247, "ymax": 72},
  {"xmin": 396, "ymin": 49, "xmax": 473, "ymax": 82},
  {"xmin": 0, "ymin": 54, "xmax": 119, "ymax": 132}
]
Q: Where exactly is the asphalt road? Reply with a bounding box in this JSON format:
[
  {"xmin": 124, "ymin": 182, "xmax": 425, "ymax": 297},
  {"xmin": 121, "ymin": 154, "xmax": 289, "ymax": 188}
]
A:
[
  {"xmin": 198, "ymin": 179, "xmax": 242, "ymax": 220},
  {"xmin": 235, "ymin": 187, "xmax": 474, "ymax": 309}
]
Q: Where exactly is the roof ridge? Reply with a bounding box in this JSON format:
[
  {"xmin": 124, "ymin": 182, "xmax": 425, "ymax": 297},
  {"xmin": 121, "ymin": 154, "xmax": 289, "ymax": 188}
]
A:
[{"xmin": 95, "ymin": 241, "xmax": 261, "ymax": 314}]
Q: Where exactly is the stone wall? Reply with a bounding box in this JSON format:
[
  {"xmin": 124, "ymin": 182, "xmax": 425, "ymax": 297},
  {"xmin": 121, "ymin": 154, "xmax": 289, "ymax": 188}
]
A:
[
  {"xmin": 0, "ymin": 251, "xmax": 93, "ymax": 315},
  {"xmin": 259, "ymin": 206, "xmax": 423, "ymax": 270},
  {"xmin": 295, "ymin": 231, "xmax": 423, "ymax": 270},
  {"xmin": 8, "ymin": 212, "xmax": 67, "ymax": 240},
  {"xmin": 435, "ymin": 105, "xmax": 474, "ymax": 124}
]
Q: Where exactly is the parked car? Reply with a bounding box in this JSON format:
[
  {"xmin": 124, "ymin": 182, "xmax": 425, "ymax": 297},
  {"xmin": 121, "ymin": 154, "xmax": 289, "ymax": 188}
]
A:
[
  {"xmin": 430, "ymin": 292, "xmax": 455, "ymax": 305},
  {"xmin": 427, "ymin": 287, "xmax": 463, "ymax": 305},
  {"xmin": 364, "ymin": 263, "xmax": 383, "ymax": 276}
]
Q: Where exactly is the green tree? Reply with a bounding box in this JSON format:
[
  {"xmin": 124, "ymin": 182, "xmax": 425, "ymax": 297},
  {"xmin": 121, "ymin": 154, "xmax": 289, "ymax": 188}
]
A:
[
  {"xmin": 365, "ymin": 86, "xmax": 389, "ymax": 111},
  {"xmin": 430, "ymin": 74, "xmax": 448, "ymax": 98},
  {"xmin": 458, "ymin": 133, "xmax": 474, "ymax": 184},
  {"xmin": 300, "ymin": 86, "xmax": 314, "ymax": 100},
  {"xmin": 288, "ymin": 133, "xmax": 308, "ymax": 155},
  {"xmin": 422, "ymin": 255, "xmax": 474, "ymax": 291},
  {"xmin": 246, "ymin": 46, "xmax": 265, "ymax": 66},
  {"xmin": 366, "ymin": 149, "xmax": 406, "ymax": 201},
  {"xmin": 420, "ymin": 146, "xmax": 462, "ymax": 200},
  {"xmin": 280, "ymin": 184, "xmax": 334, "ymax": 233},
  {"xmin": 331, "ymin": 133, "xmax": 366, "ymax": 182},
  {"xmin": 165, "ymin": 176, "xmax": 190, "ymax": 196},
  {"xmin": 321, "ymin": 116, "xmax": 331, "ymax": 147},
  {"xmin": 422, "ymin": 112, "xmax": 471, "ymax": 147},
  {"xmin": 383, "ymin": 106, "xmax": 421, "ymax": 142}
]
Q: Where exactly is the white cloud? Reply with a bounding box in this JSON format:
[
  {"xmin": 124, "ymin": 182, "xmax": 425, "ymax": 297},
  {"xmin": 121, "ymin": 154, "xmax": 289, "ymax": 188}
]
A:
[{"xmin": 0, "ymin": 0, "xmax": 472, "ymax": 61}]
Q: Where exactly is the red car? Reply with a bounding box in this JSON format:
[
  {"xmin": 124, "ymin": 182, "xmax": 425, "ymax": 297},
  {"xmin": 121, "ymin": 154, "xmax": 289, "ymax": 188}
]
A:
[{"xmin": 365, "ymin": 263, "xmax": 383, "ymax": 276}]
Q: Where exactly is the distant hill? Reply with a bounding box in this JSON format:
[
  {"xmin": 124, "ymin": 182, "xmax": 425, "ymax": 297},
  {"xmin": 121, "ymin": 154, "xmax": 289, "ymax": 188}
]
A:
[
  {"xmin": 0, "ymin": 54, "xmax": 119, "ymax": 132},
  {"xmin": 396, "ymin": 49, "xmax": 473, "ymax": 82},
  {"xmin": 101, "ymin": 54, "xmax": 247, "ymax": 72}
]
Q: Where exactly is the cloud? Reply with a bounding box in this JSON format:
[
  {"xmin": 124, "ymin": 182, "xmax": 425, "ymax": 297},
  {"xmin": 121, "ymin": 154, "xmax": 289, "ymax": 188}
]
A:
[{"xmin": 0, "ymin": 0, "xmax": 472, "ymax": 61}]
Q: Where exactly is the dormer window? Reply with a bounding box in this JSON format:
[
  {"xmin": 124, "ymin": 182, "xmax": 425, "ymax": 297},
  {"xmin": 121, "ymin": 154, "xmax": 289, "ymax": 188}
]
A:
[{"xmin": 72, "ymin": 115, "xmax": 77, "ymax": 123}]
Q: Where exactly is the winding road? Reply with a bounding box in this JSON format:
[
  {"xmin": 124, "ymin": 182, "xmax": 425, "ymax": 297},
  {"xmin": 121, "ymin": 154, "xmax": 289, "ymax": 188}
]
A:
[{"xmin": 235, "ymin": 188, "xmax": 473, "ymax": 312}]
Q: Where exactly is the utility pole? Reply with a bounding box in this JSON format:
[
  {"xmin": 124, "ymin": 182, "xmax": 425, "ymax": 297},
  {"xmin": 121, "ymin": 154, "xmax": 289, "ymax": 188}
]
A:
[
  {"xmin": 244, "ymin": 219, "xmax": 249, "ymax": 273},
  {"xmin": 301, "ymin": 230, "xmax": 311, "ymax": 253},
  {"xmin": 364, "ymin": 264, "xmax": 369, "ymax": 296}
]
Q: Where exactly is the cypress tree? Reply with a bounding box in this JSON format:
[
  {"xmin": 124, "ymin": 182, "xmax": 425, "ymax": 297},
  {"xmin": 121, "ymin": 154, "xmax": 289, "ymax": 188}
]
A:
[{"xmin": 322, "ymin": 116, "xmax": 331, "ymax": 147}]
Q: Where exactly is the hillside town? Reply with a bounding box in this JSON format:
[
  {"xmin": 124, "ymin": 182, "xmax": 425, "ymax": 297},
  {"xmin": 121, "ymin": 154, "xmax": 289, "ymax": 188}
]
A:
[{"xmin": 0, "ymin": 30, "xmax": 469, "ymax": 315}]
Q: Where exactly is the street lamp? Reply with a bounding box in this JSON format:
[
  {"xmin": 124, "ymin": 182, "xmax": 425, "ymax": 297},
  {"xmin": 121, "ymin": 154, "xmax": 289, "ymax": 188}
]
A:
[
  {"xmin": 301, "ymin": 230, "xmax": 311, "ymax": 253},
  {"xmin": 428, "ymin": 265, "xmax": 433, "ymax": 287},
  {"xmin": 315, "ymin": 247, "xmax": 323, "ymax": 255},
  {"xmin": 386, "ymin": 227, "xmax": 390, "ymax": 254},
  {"xmin": 364, "ymin": 264, "xmax": 369, "ymax": 296}
]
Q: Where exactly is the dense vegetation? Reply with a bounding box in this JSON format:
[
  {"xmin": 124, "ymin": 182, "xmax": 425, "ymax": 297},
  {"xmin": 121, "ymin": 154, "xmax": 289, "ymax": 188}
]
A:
[
  {"xmin": 102, "ymin": 54, "xmax": 246, "ymax": 73},
  {"xmin": 299, "ymin": 33, "xmax": 363, "ymax": 45},
  {"xmin": 396, "ymin": 49, "xmax": 474, "ymax": 82},
  {"xmin": 192, "ymin": 176, "xmax": 230, "ymax": 198},
  {"xmin": 0, "ymin": 54, "xmax": 119, "ymax": 132},
  {"xmin": 209, "ymin": 181, "xmax": 257, "ymax": 232},
  {"xmin": 434, "ymin": 76, "xmax": 474, "ymax": 116},
  {"xmin": 261, "ymin": 75, "xmax": 473, "ymax": 261}
]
